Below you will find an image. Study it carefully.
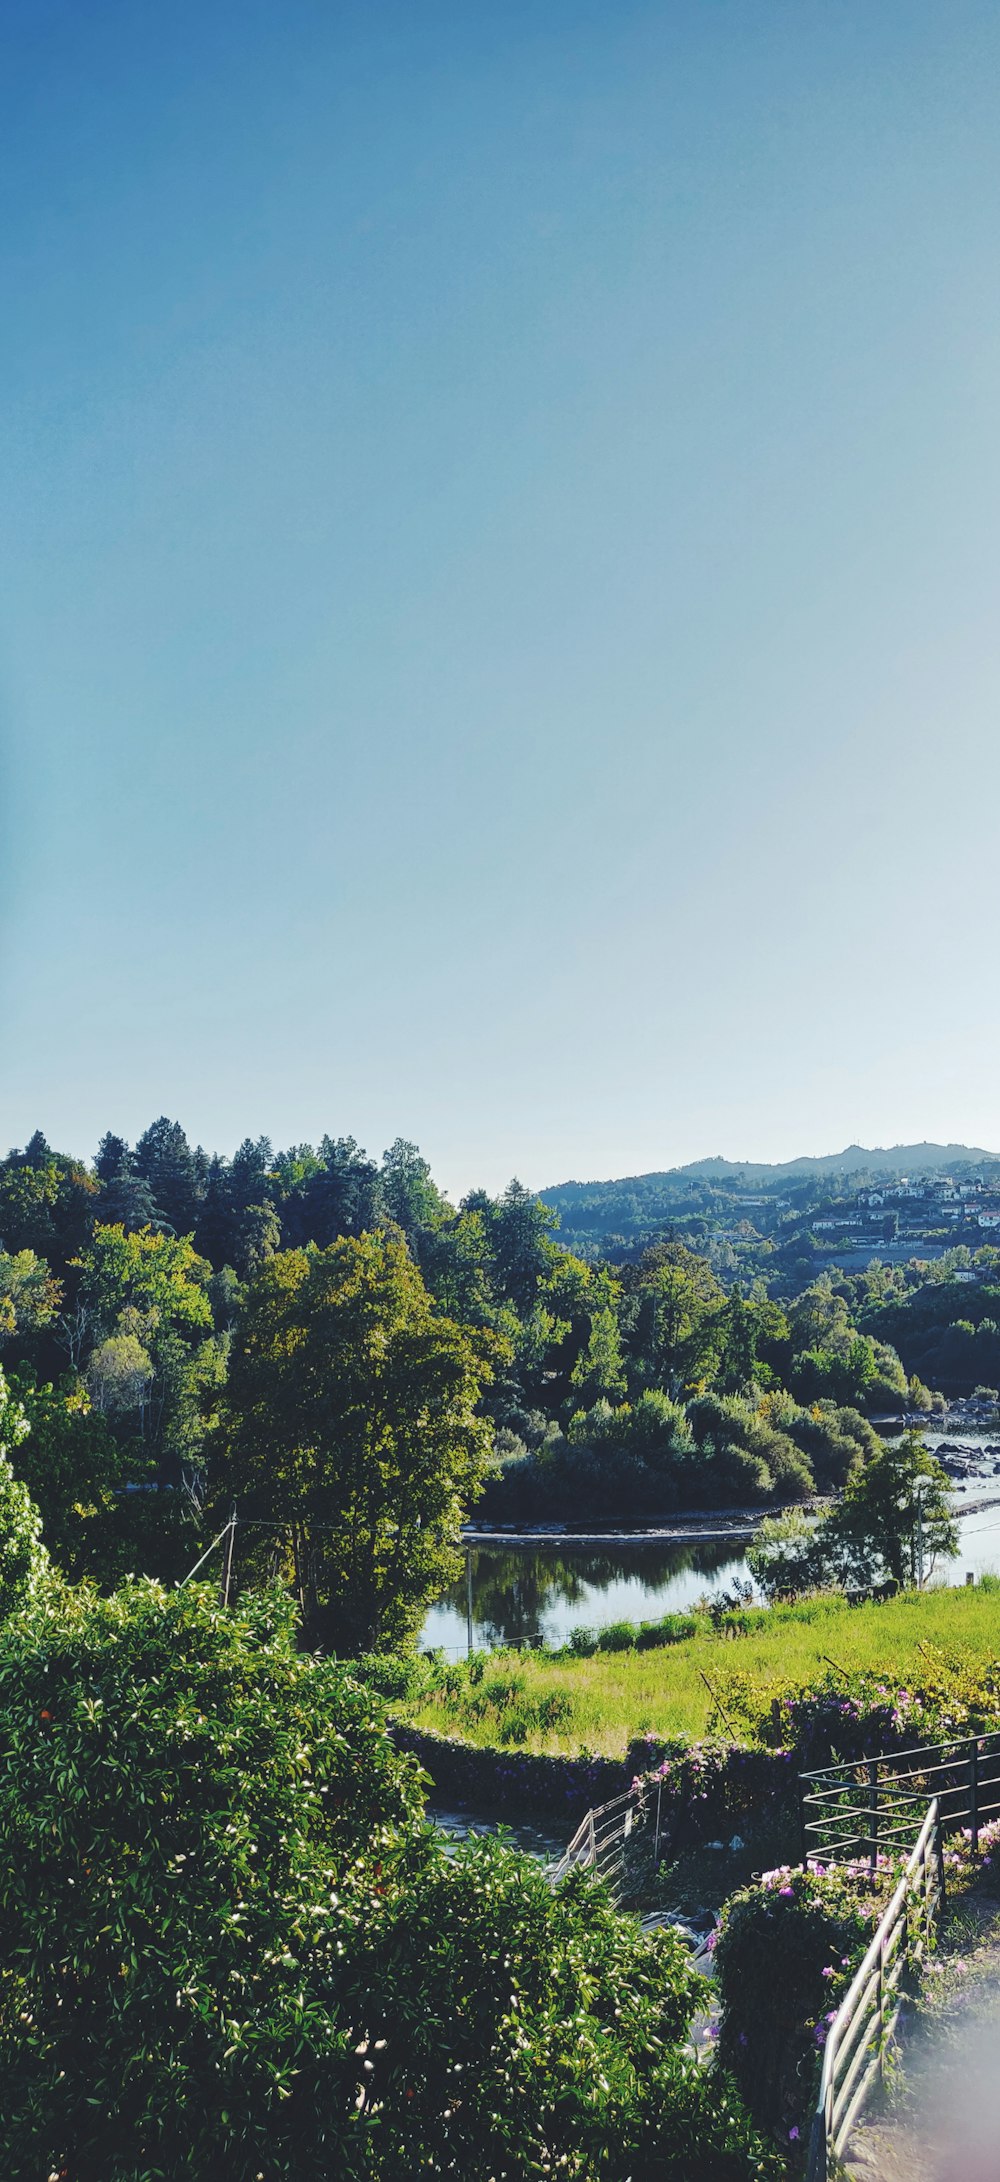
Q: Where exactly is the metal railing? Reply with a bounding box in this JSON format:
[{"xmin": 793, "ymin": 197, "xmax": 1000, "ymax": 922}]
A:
[
  {"xmin": 800, "ymin": 1731, "xmax": 1000, "ymax": 1866},
  {"xmin": 551, "ymin": 1783, "xmax": 662, "ymax": 1904},
  {"xmin": 805, "ymin": 1797, "xmax": 944, "ymax": 2181}
]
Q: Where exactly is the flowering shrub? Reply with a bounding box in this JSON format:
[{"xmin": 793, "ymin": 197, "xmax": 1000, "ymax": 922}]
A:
[
  {"xmin": 759, "ymin": 1662, "xmax": 1000, "ymax": 1766},
  {"xmin": 936, "ymin": 1814, "xmax": 1000, "ymax": 1888},
  {"xmin": 626, "ymin": 1735, "xmax": 797, "ymax": 1855},
  {"xmin": 714, "ymin": 1860, "xmax": 896, "ymax": 2134}
]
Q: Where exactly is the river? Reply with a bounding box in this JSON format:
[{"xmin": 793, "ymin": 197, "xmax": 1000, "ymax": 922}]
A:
[{"xmin": 422, "ymin": 1432, "xmax": 1000, "ymax": 1655}]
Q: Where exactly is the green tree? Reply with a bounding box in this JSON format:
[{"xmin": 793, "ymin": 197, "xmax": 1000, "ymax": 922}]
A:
[
  {"xmin": 746, "ymin": 1508, "xmax": 821, "ymax": 1600},
  {"xmin": 96, "ymin": 1153, "xmax": 164, "ymax": 1234},
  {"xmin": 716, "ymin": 1288, "xmax": 756, "ymax": 1393},
  {"xmin": 5, "ymin": 1373, "xmax": 193, "ymax": 1589},
  {"xmin": 0, "ymin": 1249, "xmax": 62, "ymax": 1346},
  {"xmin": 218, "ymin": 1233, "xmax": 499, "ymax": 1650},
  {"xmin": 820, "ymin": 1430, "xmax": 958, "ymax": 1590},
  {"xmin": 628, "ymin": 1246, "xmax": 726, "ymax": 1394},
  {"xmin": 464, "ymin": 1179, "xmax": 559, "ymax": 1313},
  {"xmin": 418, "ymin": 1206, "xmax": 498, "ymax": 1327},
  {"xmin": 296, "ymin": 1136, "xmax": 380, "ymax": 1248},
  {"xmin": 133, "ymin": 1114, "xmax": 206, "ymax": 1234},
  {"xmin": 77, "ymin": 1225, "xmax": 212, "ymax": 1339},
  {"xmin": 0, "ymin": 1144, "xmax": 98, "ymax": 1263},
  {"xmin": 379, "ymin": 1137, "xmax": 450, "ymax": 1242},
  {"xmin": 569, "ymin": 1281, "xmax": 628, "ymax": 1407},
  {"xmin": 86, "ymin": 1329, "xmax": 154, "ymax": 1419},
  {"xmin": 233, "ymin": 1199, "xmax": 282, "ymax": 1278},
  {"xmin": 0, "ymin": 1371, "xmax": 48, "ymax": 1619}
]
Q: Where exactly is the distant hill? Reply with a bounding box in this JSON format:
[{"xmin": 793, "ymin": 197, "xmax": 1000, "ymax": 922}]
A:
[
  {"xmin": 544, "ymin": 1143, "xmax": 999, "ymax": 1198},
  {"xmin": 664, "ymin": 1142, "xmax": 999, "ymax": 1184},
  {"xmin": 538, "ymin": 1143, "xmax": 1000, "ymax": 1264}
]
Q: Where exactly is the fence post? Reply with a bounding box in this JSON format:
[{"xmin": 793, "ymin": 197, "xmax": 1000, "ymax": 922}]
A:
[
  {"xmin": 868, "ymin": 1759, "xmax": 880, "ymax": 1873},
  {"xmin": 806, "ymin": 2109, "xmax": 824, "ymax": 2182},
  {"xmin": 654, "ymin": 1779, "xmax": 662, "ymax": 1867},
  {"xmin": 588, "ymin": 1809, "xmax": 596, "ymax": 1869},
  {"xmin": 876, "ymin": 1922, "xmax": 886, "ymax": 2083},
  {"xmin": 970, "ymin": 1737, "xmax": 980, "ymax": 1858}
]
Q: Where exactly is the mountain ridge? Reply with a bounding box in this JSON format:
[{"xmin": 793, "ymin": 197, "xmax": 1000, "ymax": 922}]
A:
[{"xmin": 541, "ymin": 1142, "xmax": 1000, "ymax": 1198}]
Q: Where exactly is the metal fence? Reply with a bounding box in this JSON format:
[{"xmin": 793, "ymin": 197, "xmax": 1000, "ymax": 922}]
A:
[
  {"xmin": 800, "ymin": 1731, "xmax": 1000, "ymax": 1866},
  {"xmin": 550, "ymin": 1783, "xmax": 665, "ymax": 1904},
  {"xmin": 805, "ymin": 1797, "xmax": 944, "ymax": 2182}
]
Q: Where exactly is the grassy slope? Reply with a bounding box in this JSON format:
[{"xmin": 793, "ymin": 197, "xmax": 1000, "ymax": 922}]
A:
[{"xmin": 405, "ymin": 1586, "xmax": 1000, "ymax": 1757}]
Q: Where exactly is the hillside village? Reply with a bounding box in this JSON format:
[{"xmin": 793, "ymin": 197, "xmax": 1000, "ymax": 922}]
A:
[{"xmin": 541, "ymin": 1148, "xmax": 1000, "ymax": 1285}]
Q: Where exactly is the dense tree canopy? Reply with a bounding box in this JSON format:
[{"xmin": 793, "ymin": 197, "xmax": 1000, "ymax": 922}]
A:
[
  {"xmin": 0, "ymin": 1115, "xmax": 970, "ymax": 1598},
  {"xmin": 218, "ymin": 1233, "xmax": 498, "ymax": 1650}
]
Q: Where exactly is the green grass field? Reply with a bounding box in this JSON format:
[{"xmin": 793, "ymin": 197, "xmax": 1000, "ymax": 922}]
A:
[{"xmin": 402, "ymin": 1583, "xmax": 1000, "ymax": 1756}]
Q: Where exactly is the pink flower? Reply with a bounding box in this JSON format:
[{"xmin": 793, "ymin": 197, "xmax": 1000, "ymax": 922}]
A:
[{"xmin": 789, "ymin": 2126, "xmax": 800, "ymax": 2141}]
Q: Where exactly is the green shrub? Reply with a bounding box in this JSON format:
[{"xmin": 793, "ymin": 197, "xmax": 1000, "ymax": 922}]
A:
[
  {"xmin": 0, "ymin": 1579, "xmax": 775, "ymax": 2179},
  {"xmin": 360, "ymin": 1843, "xmax": 782, "ymax": 2180},
  {"xmin": 598, "ymin": 1620, "xmax": 638, "ymax": 1653},
  {"xmin": 352, "ymin": 1649, "xmax": 432, "ymax": 1702},
  {"xmin": 0, "ymin": 1578, "xmax": 423, "ymax": 2177},
  {"xmin": 636, "ymin": 1613, "xmax": 699, "ymax": 1649}
]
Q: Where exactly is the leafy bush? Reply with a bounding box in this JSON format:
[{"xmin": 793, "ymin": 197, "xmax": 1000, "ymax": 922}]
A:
[
  {"xmin": 352, "ymin": 1648, "xmax": 433, "ymax": 1702},
  {"xmin": 715, "ymin": 1861, "xmax": 892, "ymax": 2133},
  {"xmin": 0, "ymin": 1578, "xmax": 424, "ymax": 2177},
  {"xmin": 564, "ymin": 1613, "xmax": 702, "ymax": 1658},
  {"xmin": 635, "ymin": 1612, "xmax": 699, "ymax": 1649},
  {"xmin": 362, "ymin": 1837, "xmax": 784, "ymax": 2177},
  {"xmin": 0, "ymin": 1579, "xmax": 775, "ymax": 2179}
]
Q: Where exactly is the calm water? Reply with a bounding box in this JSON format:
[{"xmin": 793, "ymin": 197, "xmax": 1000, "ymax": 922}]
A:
[
  {"xmin": 422, "ymin": 1433, "xmax": 1000, "ymax": 1655},
  {"xmin": 422, "ymin": 1538, "xmax": 747, "ymax": 1655}
]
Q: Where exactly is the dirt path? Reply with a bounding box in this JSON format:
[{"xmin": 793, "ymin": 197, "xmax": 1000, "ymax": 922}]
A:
[{"xmin": 845, "ymin": 1897, "xmax": 1000, "ymax": 2181}]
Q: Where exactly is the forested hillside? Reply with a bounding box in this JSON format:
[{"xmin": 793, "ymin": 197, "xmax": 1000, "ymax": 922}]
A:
[
  {"xmin": 540, "ymin": 1144, "xmax": 1000, "ymax": 1273},
  {"xmin": 0, "ymin": 1119, "xmax": 995, "ymax": 1592}
]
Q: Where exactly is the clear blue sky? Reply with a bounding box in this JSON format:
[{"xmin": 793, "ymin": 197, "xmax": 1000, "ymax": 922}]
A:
[{"xmin": 3, "ymin": 0, "xmax": 1000, "ymax": 1197}]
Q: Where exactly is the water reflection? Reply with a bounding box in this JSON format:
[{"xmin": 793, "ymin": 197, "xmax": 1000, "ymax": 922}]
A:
[
  {"xmin": 422, "ymin": 1540, "xmax": 746, "ymax": 1655},
  {"xmin": 420, "ymin": 1502, "xmax": 1000, "ymax": 1655}
]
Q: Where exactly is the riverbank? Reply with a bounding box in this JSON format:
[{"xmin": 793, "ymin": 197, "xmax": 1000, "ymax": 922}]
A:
[{"xmin": 406, "ymin": 1580, "xmax": 1000, "ymax": 1756}]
